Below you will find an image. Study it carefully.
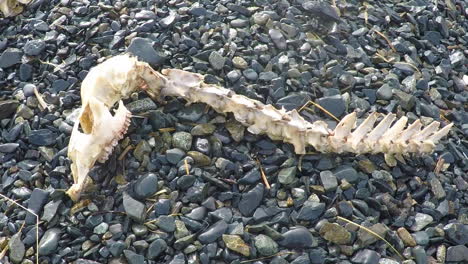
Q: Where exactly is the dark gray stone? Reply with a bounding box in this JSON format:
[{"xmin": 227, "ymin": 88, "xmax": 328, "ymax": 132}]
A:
[
  {"xmin": 297, "ymin": 201, "xmax": 325, "ymax": 221},
  {"xmin": 127, "ymin": 37, "xmax": 166, "ymax": 67},
  {"xmin": 316, "ymin": 95, "xmax": 345, "ymax": 118},
  {"xmin": 23, "ymin": 40, "xmax": 46, "ymax": 56},
  {"xmin": 133, "ymin": 173, "xmax": 158, "ymax": 199},
  {"xmin": 279, "ymin": 226, "xmax": 315, "ymax": 248},
  {"xmin": 123, "ymin": 192, "xmax": 145, "ymax": 222},
  {"xmin": 238, "ymin": 184, "xmax": 264, "ymax": 216},
  {"xmin": 276, "ymin": 93, "xmax": 311, "ymax": 111},
  {"xmin": 0, "ymin": 48, "xmax": 22, "ymax": 68},
  {"xmin": 0, "ymin": 143, "xmax": 19, "ymax": 153},
  {"xmin": 166, "ymin": 148, "xmax": 185, "ymax": 165},
  {"xmin": 38, "ymin": 228, "xmax": 61, "ymax": 256},
  {"xmin": 147, "ymin": 239, "xmax": 167, "ymax": 259},
  {"xmin": 29, "ymin": 129, "xmax": 57, "ymax": 146},
  {"xmin": 198, "ymin": 220, "xmax": 228, "ymax": 244},
  {"xmin": 351, "ymin": 249, "xmax": 381, "ymax": 264},
  {"xmin": 26, "ymin": 188, "xmax": 49, "ymax": 224}
]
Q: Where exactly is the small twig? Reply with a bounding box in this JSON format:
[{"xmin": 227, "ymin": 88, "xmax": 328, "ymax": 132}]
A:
[
  {"xmin": 184, "ymin": 159, "xmax": 190, "ymax": 175},
  {"xmin": 337, "ymin": 216, "xmax": 404, "ymax": 260},
  {"xmin": 374, "ymin": 30, "xmax": 397, "ymax": 52},
  {"xmin": 0, "ymin": 193, "xmax": 39, "ymax": 264},
  {"xmin": 299, "ymin": 100, "xmax": 340, "ymax": 122},
  {"xmin": 158, "ymin": 127, "xmax": 176, "ymax": 132},
  {"xmin": 118, "ymin": 145, "xmax": 134, "ymax": 161},
  {"xmin": 256, "ymin": 159, "xmax": 271, "ymax": 189},
  {"xmin": 33, "ymin": 87, "xmax": 49, "ymax": 111},
  {"xmin": 240, "ymin": 251, "xmax": 295, "ymax": 263}
]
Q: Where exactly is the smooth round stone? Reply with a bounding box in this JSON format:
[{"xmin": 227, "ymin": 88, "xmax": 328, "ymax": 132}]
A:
[
  {"xmin": 209, "ymin": 51, "xmax": 225, "ymax": 70},
  {"xmin": 188, "ymin": 151, "xmax": 211, "ymax": 166},
  {"xmin": 296, "ymin": 201, "xmax": 325, "ymax": 221},
  {"xmin": 154, "ymin": 199, "xmax": 171, "ymax": 216},
  {"xmin": 177, "ymin": 175, "xmax": 196, "ymax": 190},
  {"xmin": 23, "ymin": 83, "xmax": 36, "ymax": 97},
  {"xmin": 172, "ymin": 132, "xmax": 193, "ymax": 151},
  {"xmin": 109, "ymin": 241, "xmax": 126, "ymax": 257},
  {"xmin": 38, "ymin": 228, "xmax": 61, "ymax": 255},
  {"xmin": 124, "ymin": 250, "xmax": 145, "ymax": 264},
  {"xmin": 254, "ymin": 234, "xmax": 278, "ymax": 256},
  {"xmin": 242, "ymin": 68, "xmax": 258, "ymax": 81},
  {"xmin": 351, "ymin": 249, "xmax": 381, "ymax": 263},
  {"xmin": 133, "ymin": 173, "xmax": 158, "ymax": 199},
  {"xmin": 279, "ymin": 226, "xmax": 315, "ymax": 249}
]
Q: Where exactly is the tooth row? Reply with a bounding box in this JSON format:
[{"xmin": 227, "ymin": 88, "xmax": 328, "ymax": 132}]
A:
[
  {"xmin": 97, "ymin": 110, "xmax": 132, "ymax": 163},
  {"xmin": 328, "ymin": 112, "xmax": 453, "ymax": 155}
]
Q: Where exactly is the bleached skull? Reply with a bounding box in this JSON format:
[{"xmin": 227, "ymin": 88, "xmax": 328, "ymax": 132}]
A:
[
  {"xmin": 0, "ymin": 0, "xmax": 31, "ymax": 17},
  {"xmin": 66, "ymin": 98, "xmax": 131, "ymax": 201}
]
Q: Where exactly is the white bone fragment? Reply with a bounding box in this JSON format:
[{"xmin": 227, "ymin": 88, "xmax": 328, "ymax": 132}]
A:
[{"xmin": 66, "ymin": 54, "xmax": 453, "ymax": 200}]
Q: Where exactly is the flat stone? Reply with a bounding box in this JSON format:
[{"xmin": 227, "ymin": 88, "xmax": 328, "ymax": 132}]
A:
[
  {"xmin": 412, "ymin": 246, "xmax": 427, "ymax": 264},
  {"xmin": 38, "ymin": 228, "xmax": 61, "ymax": 255},
  {"xmin": 254, "ymin": 234, "xmax": 278, "ymax": 256},
  {"xmin": 225, "ymin": 119, "xmax": 244, "ymax": 142},
  {"xmin": 238, "ymin": 184, "xmax": 264, "ymax": 216},
  {"xmin": 0, "ymin": 48, "xmax": 22, "ymax": 68},
  {"xmin": 238, "ymin": 168, "xmax": 261, "ymax": 185},
  {"xmin": 127, "ymin": 37, "xmax": 166, "ymax": 67},
  {"xmin": 232, "ymin": 56, "xmax": 248, "ymax": 69},
  {"xmin": 198, "ymin": 220, "xmax": 228, "ymax": 244},
  {"xmin": 0, "ymin": 143, "xmax": 19, "ymax": 153},
  {"xmin": 357, "ymin": 223, "xmax": 387, "ymax": 246},
  {"xmin": 156, "ymin": 215, "xmax": 175, "ymax": 232},
  {"xmin": 23, "ymin": 39, "xmax": 46, "ymax": 56},
  {"xmin": 124, "ymin": 250, "xmax": 145, "ymax": 264},
  {"xmin": 126, "ymin": 98, "xmax": 157, "ymax": 113},
  {"xmin": 279, "ymin": 226, "xmax": 315, "ymax": 249},
  {"xmin": 176, "ymin": 103, "xmax": 204, "ymax": 122},
  {"xmin": 319, "ymin": 223, "xmax": 351, "ymax": 245},
  {"xmin": 123, "ymin": 192, "xmax": 146, "ymax": 222},
  {"xmin": 222, "ymin": 234, "xmax": 250, "ymax": 257},
  {"xmin": 376, "ymin": 84, "xmax": 393, "ymax": 100},
  {"xmin": 187, "ymin": 151, "xmax": 211, "ymax": 166},
  {"xmin": 276, "ymin": 93, "xmax": 310, "ymax": 111},
  {"xmin": 0, "ymin": 100, "xmax": 19, "ymax": 119},
  {"xmin": 316, "ymin": 95, "xmax": 346, "ymax": 118}
]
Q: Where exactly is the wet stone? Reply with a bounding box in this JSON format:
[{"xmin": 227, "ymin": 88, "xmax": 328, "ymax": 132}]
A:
[
  {"xmin": 279, "ymin": 226, "xmax": 315, "ymax": 249},
  {"xmin": 376, "ymin": 84, "xmax": 393, "ymax": 100},
  {"xmin": 124, "ymin": 250, "xmax": 145, "ymax": 264},
  {"xmin": 319, "ymin": 223, "xmax": 351, "ymax": 245},
  {"xmin": 38, "ymin": 228, "xmax": 61, "ymax": 256},
  {"xmin": 133, "ymin": 173, "xmax": 158, "ymax": 199},
  {"xmin": 123, "ymin": 192, "xmax": 145, "ymax": 222},
  {"xmin": 238, "ymin": 184, "xmax": 264, "ymax": 216},
  {"xmin": 198, "ymin": 220, "xmax": 228, "ymax": 244},
  {"xmin": 254, "ymin": 234, "xmax": 279, "ymax": 256}
]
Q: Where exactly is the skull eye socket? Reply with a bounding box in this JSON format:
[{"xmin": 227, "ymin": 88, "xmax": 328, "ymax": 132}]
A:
[{"xmin": 79, "ymin": 103, "xmax": 94, "ymax": 134}]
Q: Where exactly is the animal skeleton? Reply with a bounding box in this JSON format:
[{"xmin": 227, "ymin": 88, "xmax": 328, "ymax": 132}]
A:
[
  {"xmin": 66, "ymin": 54, "xmax": 453, "ymax": 201},
  {"xmin": 0, "ymin": 0, "xmax": 31, "ymax": 17}
]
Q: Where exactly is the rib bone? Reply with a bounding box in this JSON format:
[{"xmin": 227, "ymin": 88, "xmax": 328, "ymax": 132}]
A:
[{"xmin": 66, "ymin": 54, "xmax": 453, "ymax": 201}]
